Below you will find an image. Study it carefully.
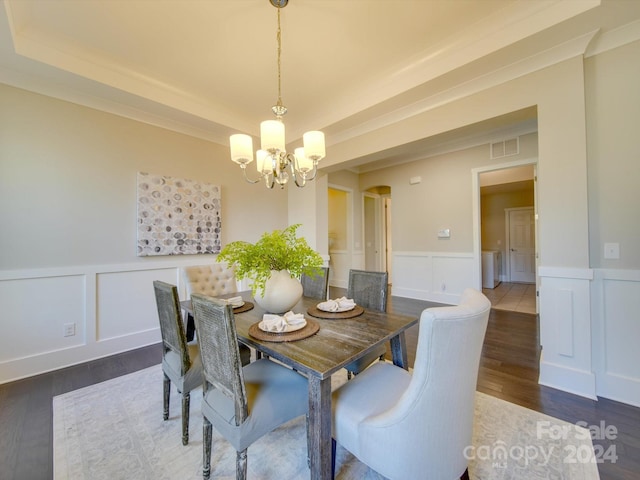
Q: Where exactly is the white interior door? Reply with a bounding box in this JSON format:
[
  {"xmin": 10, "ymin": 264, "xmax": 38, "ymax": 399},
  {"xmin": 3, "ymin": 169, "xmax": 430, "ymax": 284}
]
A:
[{"xmin": 507, "ymin": 207, "xmax": 536, "ymax": 283}]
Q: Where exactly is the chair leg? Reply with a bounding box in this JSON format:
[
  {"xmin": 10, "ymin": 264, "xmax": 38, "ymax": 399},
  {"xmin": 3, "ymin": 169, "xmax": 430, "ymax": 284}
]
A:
[
  {"xmin": 163, "ymin": 374, "xmax": 170, "ymax": 421},
  {"xmin": 460, "ymin": 467, "xmax": 470, "ymax": 480},
  {"xmin": 306, "ymin": 414, "xmax": 311, "ymax": 468},
  {"xmin": 181, "ymin": 391, "xmax": 191, "ymax": 445},
  {"xmin": 203, "ymin": 418, "xmax": 212, "ymax": 479},
  {"xmin": 237, "ymin": 449, "xmax": 248, "ymax": 480},
  {"xmin": 331, "ymin": 438, "xmax": 337, "ymax": 480}
]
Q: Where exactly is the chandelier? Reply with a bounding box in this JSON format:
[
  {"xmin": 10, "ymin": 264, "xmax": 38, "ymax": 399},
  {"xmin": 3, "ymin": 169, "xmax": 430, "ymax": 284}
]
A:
[{"xmin": 229, "ymin": 0, "xmax": 325, "ymax": 189}]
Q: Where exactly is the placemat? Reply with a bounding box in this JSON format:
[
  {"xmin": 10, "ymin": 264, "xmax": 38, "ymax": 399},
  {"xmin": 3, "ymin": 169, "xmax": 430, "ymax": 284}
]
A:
[
  {"xmin": 233, "ymin": 301, "xmax": 254, "ymax": 314},
  {"xmin": 248, "ymin": 318, "xmax": 320, "ymax": 342},
  {"xmin": 306, "ymin": 305, "xmax": 364, "ymax": 319}
]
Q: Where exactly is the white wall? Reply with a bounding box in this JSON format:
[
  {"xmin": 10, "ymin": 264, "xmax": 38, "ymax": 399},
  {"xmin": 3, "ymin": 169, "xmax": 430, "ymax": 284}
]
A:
[{"xmin": 0, "ymin": 84, "xmax": 289, "ymax": 383}]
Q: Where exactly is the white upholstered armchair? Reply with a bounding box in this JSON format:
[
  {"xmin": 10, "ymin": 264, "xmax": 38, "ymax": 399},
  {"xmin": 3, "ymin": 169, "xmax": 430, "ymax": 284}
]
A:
[{"xmin": 331, "ymin": 288, "xmax": 491, "ymax": 480}]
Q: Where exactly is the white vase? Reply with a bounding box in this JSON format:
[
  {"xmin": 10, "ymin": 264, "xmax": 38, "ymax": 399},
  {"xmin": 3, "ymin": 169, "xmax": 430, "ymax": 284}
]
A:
[{"xmin": 254, "ymin": 269, "xmax": 303, "ymax": 314}]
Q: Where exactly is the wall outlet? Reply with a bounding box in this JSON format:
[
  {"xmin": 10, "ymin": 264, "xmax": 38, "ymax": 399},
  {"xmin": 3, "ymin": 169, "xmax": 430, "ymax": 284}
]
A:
[{"xmin": 63, "ymin": 323, "xmax": 76, "ymax": 337}]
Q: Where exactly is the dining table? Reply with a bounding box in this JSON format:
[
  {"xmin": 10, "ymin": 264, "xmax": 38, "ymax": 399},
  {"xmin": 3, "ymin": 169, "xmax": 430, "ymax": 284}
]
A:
[{"xmin": 182, "ymin": 291, "xmax": 419, "ymax": 480}]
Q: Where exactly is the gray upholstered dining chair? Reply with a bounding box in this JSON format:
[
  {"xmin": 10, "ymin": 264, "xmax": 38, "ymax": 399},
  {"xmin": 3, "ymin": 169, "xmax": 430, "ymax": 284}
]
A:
[
  {"xmin": 153, "ymin": 280, "xmax": 204, "ymax": 446},
  {"xmin": 190, "ymin": 293, "xmax": 309, "ymax": 480},
  {"xmin": 331, "ymin": 288, "xmax": 491, "ymax": 480},
  {"xmin": 343, "ymin": 269, "xmax": 389, "ymax": 379},
  {"xmin": 301, "ymin": 266, "xmax": 330, "ymax": 300}
]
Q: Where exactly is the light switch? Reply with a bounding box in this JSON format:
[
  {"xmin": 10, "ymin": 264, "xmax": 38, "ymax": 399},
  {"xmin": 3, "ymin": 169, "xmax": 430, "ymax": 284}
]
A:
[
  {"xmin": 604, "ymin": 243, "xmax": 620, "ymax": 259},
  {"xmin": 437, "ymin": 229, "xmax": 450, "ymax": 239}
]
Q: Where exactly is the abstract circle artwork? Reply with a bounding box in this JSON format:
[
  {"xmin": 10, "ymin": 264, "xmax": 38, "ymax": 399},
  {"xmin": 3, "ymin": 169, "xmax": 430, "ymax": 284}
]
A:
[{"xmin": 136, "ymin": 172, "xmax": 221, "ymax": 256}]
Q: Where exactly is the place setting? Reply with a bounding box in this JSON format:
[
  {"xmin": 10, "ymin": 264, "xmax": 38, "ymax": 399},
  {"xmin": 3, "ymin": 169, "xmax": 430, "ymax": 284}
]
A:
[
  {"xmin": 307, "ymin": 296, "xmax": 365, "ymax": 319},
  {"xmin": 248, "ymin": 310, "xmax": 319, "ymax": 342},
  {"xmin": 220, "ymin": 295, "xmax": 254, "ymax": 314}
]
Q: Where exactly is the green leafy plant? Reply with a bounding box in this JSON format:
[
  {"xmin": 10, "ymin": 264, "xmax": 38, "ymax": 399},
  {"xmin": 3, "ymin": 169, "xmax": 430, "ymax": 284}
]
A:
[{"xmin": 217, "ymin": 224, "xmax": 323, "ymax": 295}]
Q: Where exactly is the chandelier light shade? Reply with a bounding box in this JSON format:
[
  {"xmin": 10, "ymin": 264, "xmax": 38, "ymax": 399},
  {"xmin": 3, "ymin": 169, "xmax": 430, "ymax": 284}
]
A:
[{"xmin": 229, "ymin": 0, "xmax": 326, "ymax": 189}]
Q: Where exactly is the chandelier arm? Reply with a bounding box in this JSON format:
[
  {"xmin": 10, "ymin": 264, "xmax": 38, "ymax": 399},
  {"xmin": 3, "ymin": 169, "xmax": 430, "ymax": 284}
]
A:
[
  {"xmin": 288, "ymin": 155, "xmax": 307, "ymax": 188},
  {"xmin": 304, "ymin": 162, "xmax": 319, "ymax": 181},
  {"xmin": 264, "ymin": 171, "xmax": 276, "ymax": 189},
  {"xmin": 240, "ymin": 164, "xmax": 263, "ymax": 184}
]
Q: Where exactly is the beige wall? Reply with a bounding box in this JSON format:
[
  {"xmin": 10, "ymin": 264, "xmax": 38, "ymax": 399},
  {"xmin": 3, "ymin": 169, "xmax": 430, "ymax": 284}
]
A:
[
  {"xmin": 325, "ymin": 57, "xmax": 590, "ymax": 269},
  {"xmin": 0, "ymin": 84, "xmax": 289, "ymax": 271},
  {"xmin": 585, "ymin": 38, "xmax": 640, "ymax": 269},
  {"xmin": 355, "ymin": 133, "xmax": 538, "ymax": 253}
]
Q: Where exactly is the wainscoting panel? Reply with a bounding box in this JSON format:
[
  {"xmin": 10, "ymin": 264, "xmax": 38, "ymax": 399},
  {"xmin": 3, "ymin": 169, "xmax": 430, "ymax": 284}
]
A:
[
  {"xmin": 593, "ymin": 269, "xmax": 640, "ymax": 407},
  {"xmin": 392, "ymin": 251, "xmax": 475, "ymax": 304},
  {"xmin": 538, "ymin": 266, "xmax": 596, "ymax": 400},
  {"xmin": 0, "ymin": 274, "xmax": 86, "ymax": 362},
  {"xmin": 0, "ymin": 260, "xmax": 206, "ymax": 384},
  {"xmin": 96, "ymin": 268, "xmax": 175, "ymax": 341},
  {"xmin": 328, "ymin": 250, "xmax": 350, "ymax": 289}
]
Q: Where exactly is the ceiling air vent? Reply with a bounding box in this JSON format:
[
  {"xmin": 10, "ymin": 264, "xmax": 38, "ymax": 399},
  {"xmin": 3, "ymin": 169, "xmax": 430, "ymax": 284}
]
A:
[{"xmin": 491, "ymin": 137, "xmax": 519, "ymax": 159}]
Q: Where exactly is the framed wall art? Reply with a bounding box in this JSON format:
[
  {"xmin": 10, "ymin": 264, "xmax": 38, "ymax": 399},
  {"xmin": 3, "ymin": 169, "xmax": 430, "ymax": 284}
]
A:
[{"xmin": 136, "ymin": 172, "xmax": 221, "ymax": 256}]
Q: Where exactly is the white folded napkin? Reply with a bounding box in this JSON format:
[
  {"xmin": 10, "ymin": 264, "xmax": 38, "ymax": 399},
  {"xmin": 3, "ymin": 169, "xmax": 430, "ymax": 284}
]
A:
[
  {"xmin": 317, "ymin": 297, "xmax": 356, "ymax": 312},
  {"xmin": 260, "ymin": 311, "xmax": 306, "ymax": 332},
  {"xmin": 223, "ymin": 296, "xmax": 244, "ymax": 307}
]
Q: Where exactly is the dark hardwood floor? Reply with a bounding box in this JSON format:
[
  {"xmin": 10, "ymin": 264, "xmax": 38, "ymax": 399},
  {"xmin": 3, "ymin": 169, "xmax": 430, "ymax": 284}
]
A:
[{"xmin": 1, "ymin": 290, "xmax": 638, "ymax": 479}]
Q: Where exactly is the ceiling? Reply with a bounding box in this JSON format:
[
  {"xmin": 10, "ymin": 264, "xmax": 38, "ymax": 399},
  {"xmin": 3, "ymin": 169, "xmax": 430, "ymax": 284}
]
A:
[{"xmin": 2, "ymin": 0, "xmax": 640, "ymax": 173}]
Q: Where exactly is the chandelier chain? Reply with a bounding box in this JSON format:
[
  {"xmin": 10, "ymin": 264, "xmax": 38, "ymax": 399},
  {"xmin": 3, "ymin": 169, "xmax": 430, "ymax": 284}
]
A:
[{"xmin": 276, "ymin": 7, "xmax": 283, "ymax": 110}]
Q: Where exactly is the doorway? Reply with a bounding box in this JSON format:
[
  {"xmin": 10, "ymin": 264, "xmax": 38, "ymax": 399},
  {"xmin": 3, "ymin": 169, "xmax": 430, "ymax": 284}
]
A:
[
  {"xmin": 363, "ymin": 186, "xmax": 392, "ymax": 283},
  {"xmin": 474, "ymin": 160, "xmax": 537, "ymax": 314}
]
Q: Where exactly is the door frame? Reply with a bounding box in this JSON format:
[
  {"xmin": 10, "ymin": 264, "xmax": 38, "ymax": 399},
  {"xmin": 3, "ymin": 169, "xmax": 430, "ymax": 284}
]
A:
[
  {"xmin": 471, "ymin": 157, "xmax": 538, "ymax": 292},
  {"xmin": 362, "ymin": 192, "xmax": 384, "ymax": 272}
]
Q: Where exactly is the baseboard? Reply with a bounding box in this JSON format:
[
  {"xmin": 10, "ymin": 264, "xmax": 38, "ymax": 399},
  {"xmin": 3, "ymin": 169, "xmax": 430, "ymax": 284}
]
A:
[{"xmin": 539, "ymin": 360, "xmax": 597, "ymax": 400}]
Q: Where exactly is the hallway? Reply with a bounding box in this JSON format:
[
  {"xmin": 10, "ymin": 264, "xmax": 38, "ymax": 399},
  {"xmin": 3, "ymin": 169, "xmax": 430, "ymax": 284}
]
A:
[{"xmin": 482, "ymin": 282, "xmax": 537, "ymax": 314}]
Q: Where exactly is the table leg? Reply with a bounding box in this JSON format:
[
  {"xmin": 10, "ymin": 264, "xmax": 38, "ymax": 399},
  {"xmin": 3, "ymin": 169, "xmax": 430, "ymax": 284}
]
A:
[
  {"xmin": 185, "ymin": 313, "xmax": 196, "ymax": 342},
  {"xmin": 390, "ymin": 332, "xmax": 409, "ymax": 369},
  {"xmin": 308, "ymin": 375, "xmax": 332, "ymax": 480}
]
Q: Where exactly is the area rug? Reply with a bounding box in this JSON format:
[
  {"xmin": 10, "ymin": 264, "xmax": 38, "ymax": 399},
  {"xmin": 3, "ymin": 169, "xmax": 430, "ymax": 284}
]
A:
[{"xmin": 53, "ymin": 364, "xmax": 599, "ymax": 479}]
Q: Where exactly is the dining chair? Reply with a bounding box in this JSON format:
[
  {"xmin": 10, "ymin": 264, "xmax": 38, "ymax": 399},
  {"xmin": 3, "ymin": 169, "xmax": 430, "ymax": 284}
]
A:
[
  {"xmin": 190, "ymin": 293, "xmax": 309, "ymax": 480},
  {"xmin": 153, "ymin": 280, "xmax": 204, "ymax": 446},
  {"xmin": 331, "ymin": 288, "xmax": 491, "ymax": 480},
  {"xmin": 301, "ymin": 266, "xmax": 330, "ymax": 300},
  {"xmin": 343, "ymin": 269, "xmax": 388, "ymax": 379},
  {"xmin": 181, "ymin": 263, "xmax": 239, "ymax": 298},
  {"xmin": 180, "ymin": 264, "xmax": 252, "ymax": 363}
]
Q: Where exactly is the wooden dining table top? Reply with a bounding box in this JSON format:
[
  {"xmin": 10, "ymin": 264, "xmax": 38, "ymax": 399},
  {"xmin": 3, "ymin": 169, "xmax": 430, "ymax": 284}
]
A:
[{"xmin": 181, "ymin": 290, "xmax": 419, "ymax": 380}]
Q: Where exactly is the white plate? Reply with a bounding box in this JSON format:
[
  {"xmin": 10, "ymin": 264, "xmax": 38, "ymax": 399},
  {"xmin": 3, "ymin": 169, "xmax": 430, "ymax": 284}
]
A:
[
  {"xmin": 258, "ymin": 319, "xmax": 307, "ymax": 333},
  {"xmin": 317, "ymin": 303, "xmax": 356, "ymax": 313},
  {"xmin": 229, "ymin": 301, "xmax": 245, "ymax": 308}
]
